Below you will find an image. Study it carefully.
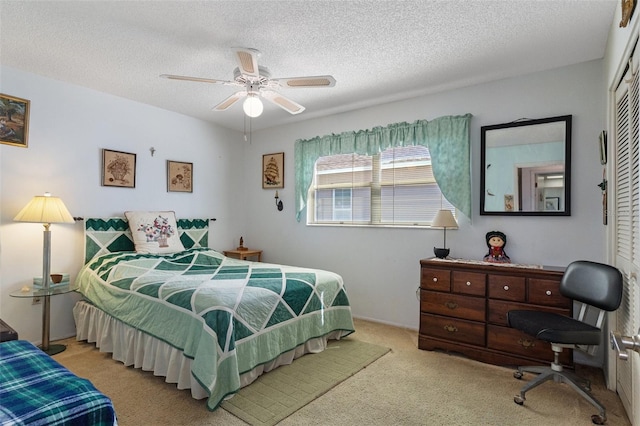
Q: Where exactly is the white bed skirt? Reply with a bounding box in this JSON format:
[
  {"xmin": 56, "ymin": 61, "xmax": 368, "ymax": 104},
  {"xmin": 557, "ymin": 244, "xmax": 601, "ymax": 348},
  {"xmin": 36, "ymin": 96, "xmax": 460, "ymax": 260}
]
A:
[{"xmin": 73, "ymin": 300, "xmax": 344, "ymax": 401}]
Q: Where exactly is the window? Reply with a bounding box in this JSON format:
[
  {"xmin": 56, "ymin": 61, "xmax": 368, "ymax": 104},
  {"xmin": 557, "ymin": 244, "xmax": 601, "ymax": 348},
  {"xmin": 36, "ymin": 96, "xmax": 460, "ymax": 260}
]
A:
[
  {"xmin": 294, "ymin": 115, "xmax": 472, "ymax": 222},
  {"xmin": 309, "ymin": 145, "xmax": 455, "ymax": 226}
]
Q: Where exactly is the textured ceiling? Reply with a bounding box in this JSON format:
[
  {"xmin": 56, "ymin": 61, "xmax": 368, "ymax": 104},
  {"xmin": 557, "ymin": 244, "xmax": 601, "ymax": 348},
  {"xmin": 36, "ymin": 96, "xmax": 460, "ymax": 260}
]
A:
[{"xmin": 0, "ymin": 1, "xmax": 617, "ymax": 132}]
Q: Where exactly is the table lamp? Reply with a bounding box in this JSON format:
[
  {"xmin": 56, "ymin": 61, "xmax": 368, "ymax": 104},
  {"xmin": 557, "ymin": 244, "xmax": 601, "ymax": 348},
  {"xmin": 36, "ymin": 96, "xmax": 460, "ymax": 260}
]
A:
[
  {"xmin": 431, "ymin": 209, "xmax": 458, "ymax": 259},
  {"xmin": 14, "ymin": 192, "xmax": 75, "ymax": 354}
]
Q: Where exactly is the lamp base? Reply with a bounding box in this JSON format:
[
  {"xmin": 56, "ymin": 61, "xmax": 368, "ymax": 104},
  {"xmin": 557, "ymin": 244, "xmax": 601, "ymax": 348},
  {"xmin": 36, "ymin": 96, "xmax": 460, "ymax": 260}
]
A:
[
  {"xmin": 39, "ymin": 343, "xmax": 66, "ymax": 356},
  {"xmin": 434, "ymin": 247, "xmax": 450, "ymax": 259}
]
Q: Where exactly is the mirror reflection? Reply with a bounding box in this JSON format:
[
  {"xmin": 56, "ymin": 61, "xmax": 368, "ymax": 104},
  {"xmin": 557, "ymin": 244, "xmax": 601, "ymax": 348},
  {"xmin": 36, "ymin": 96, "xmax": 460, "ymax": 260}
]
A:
[{"xmin": 480, "ymin": 115, "xmax": 571, "ymax": 216}]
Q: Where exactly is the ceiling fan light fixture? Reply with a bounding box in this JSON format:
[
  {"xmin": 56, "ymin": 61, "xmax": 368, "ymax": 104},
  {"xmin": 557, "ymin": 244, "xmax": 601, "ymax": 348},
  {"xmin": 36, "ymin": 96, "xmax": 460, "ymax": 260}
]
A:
[
  {"xmin": 162, "ymin": 47, "xmax": 336, "ymax": 117},
  {"xmin": 243, "ymin": 95, "xmax": 263, "ymax": 117}
]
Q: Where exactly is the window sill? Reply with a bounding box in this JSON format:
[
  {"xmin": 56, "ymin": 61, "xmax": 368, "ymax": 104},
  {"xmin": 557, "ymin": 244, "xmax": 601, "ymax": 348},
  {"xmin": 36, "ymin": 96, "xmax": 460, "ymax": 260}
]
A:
[{"xmin": 306, "ymin": 222, "xmax": 444, "ymax": 230}]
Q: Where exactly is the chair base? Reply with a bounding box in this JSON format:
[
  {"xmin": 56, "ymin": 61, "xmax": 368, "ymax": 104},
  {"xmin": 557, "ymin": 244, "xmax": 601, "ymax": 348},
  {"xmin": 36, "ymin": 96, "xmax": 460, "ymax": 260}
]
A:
[{"xmin": 513, "ymin": 346, "xmax": 607, "ymax": 425}]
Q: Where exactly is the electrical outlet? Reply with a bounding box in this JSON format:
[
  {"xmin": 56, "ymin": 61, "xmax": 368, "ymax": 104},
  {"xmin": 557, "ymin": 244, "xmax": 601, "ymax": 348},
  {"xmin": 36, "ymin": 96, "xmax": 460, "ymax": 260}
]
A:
[{"xmin": 32, "ymin": 296, "xmax": 41, "ymax": 305}]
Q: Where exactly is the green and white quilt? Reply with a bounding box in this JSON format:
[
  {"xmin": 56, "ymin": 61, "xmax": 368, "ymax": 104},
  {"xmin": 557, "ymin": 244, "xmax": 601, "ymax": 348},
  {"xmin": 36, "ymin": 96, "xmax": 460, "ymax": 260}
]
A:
[{"xmin": 73, "ymin": 248, "xmax": 354, "ymax": 410}]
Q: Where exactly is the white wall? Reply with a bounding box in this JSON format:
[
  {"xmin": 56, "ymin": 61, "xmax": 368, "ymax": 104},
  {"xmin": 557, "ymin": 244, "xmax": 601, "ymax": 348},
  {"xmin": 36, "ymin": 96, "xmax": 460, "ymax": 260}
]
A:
[
  {"xmin": 242, "ymin": 60, "xmax": 606, "ymax": 330},
  {"xmin": 1, "ymin": 60, "xmax": 606, "ymax": 344},
  {"xmin": 0, "ymin": 66, "xmax": 246, "ymax": 343}
]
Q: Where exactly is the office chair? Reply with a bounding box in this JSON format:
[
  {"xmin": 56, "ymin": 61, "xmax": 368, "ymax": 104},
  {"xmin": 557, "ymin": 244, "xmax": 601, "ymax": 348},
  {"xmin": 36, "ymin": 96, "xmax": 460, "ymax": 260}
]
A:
[{"xmin": 507, "ymin": 260, "xmax": 623, "ymax": 425}]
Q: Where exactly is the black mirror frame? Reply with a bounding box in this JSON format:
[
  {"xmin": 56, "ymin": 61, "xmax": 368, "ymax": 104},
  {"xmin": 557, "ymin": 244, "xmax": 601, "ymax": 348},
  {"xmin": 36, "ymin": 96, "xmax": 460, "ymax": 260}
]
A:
[{"xmin": 480, "ymin": 115, "xmax": 572, "ymax": 216}]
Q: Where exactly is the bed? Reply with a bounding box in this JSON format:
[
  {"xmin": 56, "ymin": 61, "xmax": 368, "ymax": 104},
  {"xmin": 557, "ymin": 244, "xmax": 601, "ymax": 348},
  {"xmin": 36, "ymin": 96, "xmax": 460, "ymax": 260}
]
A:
[
  {"xmin": 0, "ymin": 339, "xmax": 116, "ymax": 425},
  {"xmin": 72, "ymin": 214, "xmax": 355, "ymax": 411}
]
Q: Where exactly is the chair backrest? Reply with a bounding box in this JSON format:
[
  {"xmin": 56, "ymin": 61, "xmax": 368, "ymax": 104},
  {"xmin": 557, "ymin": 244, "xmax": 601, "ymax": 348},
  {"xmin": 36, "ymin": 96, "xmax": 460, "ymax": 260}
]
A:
[{"xmin": 560, "ymin": 260, "xmax": 623, "ymax": 311}]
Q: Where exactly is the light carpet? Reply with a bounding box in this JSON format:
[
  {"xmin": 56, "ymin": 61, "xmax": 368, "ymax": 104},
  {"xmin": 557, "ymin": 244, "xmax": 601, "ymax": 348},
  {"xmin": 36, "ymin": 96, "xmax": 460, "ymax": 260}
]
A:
[
  {"xmin": 51, "ymin": 318, "xmax": 631, "ymax": 425},
  {"xmin": 220, "ymin": 339, "xmax": 390, "ymax": 426}
]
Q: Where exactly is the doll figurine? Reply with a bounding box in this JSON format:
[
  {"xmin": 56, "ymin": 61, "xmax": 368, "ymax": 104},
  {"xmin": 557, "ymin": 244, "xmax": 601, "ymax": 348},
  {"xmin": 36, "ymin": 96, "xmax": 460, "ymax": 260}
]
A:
[{"xmin": 483, "ymin": 231, "xmax": 511, "ymax": 263}]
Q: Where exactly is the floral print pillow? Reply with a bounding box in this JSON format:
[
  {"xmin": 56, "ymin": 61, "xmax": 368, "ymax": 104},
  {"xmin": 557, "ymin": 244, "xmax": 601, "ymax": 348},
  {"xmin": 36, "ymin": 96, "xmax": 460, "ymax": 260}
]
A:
[{"xmin": 124, "ymin": 211, "xmax": 186, "ymax": 254}]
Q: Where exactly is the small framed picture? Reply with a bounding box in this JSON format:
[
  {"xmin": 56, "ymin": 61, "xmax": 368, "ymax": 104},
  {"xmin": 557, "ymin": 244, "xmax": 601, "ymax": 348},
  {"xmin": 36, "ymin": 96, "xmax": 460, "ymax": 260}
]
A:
[
  {"xmin": 599, "ymin": 130, "xmax": 607, "ymax": 165},
  {"xmin": 102, "ymin": 149, "xmax": 136, "ymax": 188},
  {"xmin": 545, "ymin": 197, "xmax": 560, "ymax": 211},
  {"xmin": 167, "ymin": 160, "xmax": 193, "ymax": 193},
  {"xmin": 504, "ymin": 194, "xmax": 514, "ymax": 211},
  {"xmin": 0, "ymin": 93, "xmax": 30, "ymax": 148},
  {"xmin": 262, "ymin": 152, "xmax": 284, "ymax": 189}
]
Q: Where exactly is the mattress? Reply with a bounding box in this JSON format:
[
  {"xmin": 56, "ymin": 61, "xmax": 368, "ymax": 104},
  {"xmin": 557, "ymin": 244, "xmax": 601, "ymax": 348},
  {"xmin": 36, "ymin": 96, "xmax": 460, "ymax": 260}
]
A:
[{"xmin": 73, "ymin": 246, "xmax": 354, "ymax": 410}]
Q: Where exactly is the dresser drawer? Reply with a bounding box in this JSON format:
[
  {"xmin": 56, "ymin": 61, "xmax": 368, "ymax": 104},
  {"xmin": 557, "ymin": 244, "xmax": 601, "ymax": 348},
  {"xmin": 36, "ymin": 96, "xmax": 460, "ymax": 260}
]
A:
[
  {"xmin": 488, "ymin": 275, "xmax": 525, "ymax": 301},
  {"xmin": 487, "ymin": 325, "xmax": 571, "ymax": 365},
  {"xmin": 528, "ymin": 278, "xmax": 570, "ymax": 308},
  {"xmin": 452, "ymin": 271, "xmax": 486, "ymax": 296},
  {"xmin": 420, "ymin": 290, "xmax": 485, "ymax": 321},
  {"xmin": 420, "ymin": 313, "xmax": 485, "ymax": 346},
  {"xmin": 419, "ymin": 258, "xmax": 569, "ymax": 367},
  {"xmin": 421, "ymin": 268, "xmax": 451, "ymax": 291},
  {"xmin": 488, "ymin": 299, "xmax": 572, "ymax": 327}
]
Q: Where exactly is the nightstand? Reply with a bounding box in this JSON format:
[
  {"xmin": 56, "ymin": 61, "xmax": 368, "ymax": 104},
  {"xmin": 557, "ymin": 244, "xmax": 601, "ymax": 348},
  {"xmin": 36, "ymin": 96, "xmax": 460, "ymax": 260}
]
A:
[
  {"xmin": 0, "ymin": 319, "xmax": 18, "ymax": 342},
  {"xmin": 223, "ymin": 248, "xmax": 262, "ymax": 262},
  {"xmin": 10, "ymin": 284, "xmax": 73, "ymax": 355}
]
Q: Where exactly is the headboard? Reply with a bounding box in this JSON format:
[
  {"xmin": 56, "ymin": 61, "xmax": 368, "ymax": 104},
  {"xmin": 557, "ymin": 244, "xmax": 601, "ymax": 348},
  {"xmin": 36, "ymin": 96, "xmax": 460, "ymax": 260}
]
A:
[{"xmin": 84, "ymin": 217, "xmax": 210, "ymax": 263}]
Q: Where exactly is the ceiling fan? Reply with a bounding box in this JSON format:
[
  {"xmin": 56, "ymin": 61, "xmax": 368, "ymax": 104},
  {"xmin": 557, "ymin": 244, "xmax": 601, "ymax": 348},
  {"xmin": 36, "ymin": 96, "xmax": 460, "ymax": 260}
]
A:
[{"xmin": 160, "ymin": 47, "xmax": 336, "ymax": 117}]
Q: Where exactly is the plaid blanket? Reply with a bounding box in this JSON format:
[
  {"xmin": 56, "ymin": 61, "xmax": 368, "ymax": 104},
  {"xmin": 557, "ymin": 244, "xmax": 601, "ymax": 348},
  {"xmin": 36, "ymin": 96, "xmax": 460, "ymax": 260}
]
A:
[{"xmin": 0, "ymin": 340, "xmax": 116, "ymax": 426}]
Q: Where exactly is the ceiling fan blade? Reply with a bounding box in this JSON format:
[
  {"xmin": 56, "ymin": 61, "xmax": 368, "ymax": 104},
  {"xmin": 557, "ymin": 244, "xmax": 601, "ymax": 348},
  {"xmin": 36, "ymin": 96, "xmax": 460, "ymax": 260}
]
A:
[
  {"xmin": 261, "ymin": 90, "xmax": 305, "ymax": 115},
  {"xmin": 160, "ymin": 74, "xmax": 234, "ymax": 85},
  {"xmin": 271, "ymin": 75, "xmax": 336, "ymax": 88},
  {"xmin": 212, "ymin": 91, "xmax": 246, "ymax": 111},
  {"xmin": 232, "ymin": 47, "xmax": 261, "ymax": 78}
]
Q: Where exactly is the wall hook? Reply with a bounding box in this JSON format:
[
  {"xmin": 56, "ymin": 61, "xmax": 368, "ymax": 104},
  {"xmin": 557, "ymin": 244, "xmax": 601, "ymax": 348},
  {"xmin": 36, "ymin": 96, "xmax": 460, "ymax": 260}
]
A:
[
  {"xmin": 597, "ymin": 179, "xmax": 607, "ymax": 191},
  {"xmin": 150, "ymin": 147, "xmax": 156, "ymax": 157}
]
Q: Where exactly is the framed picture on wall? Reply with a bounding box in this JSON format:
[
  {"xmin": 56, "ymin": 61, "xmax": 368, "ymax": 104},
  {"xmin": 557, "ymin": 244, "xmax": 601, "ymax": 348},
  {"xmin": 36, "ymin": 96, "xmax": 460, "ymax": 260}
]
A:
[
  {"xmin": 0, "ymin": 93, "xmax": 30, "ymax": 148},
  {"xmin": 167, "ymin": 160, "xmax": 193, "ymax": 193},
  {"xmin": 262, "ymin": 152, "xmax": 284, "ymax": 189},
  {"xmin": 504, "ymin": 194, "xmax": 514, "ymax": 211},
  {"xmin": 545, "ymin": 197, "xmax": 560, "ymax": 211},
  {"xmin": 102, "ymin": 149, "xmax": 136, "ymax": 188}
]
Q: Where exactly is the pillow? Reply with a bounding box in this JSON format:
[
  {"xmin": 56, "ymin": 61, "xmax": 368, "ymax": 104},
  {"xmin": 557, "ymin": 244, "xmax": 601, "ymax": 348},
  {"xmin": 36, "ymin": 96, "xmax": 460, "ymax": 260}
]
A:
[{"xmin": 124, "ymin": 211, "xmax": 186, "ymax": 254}]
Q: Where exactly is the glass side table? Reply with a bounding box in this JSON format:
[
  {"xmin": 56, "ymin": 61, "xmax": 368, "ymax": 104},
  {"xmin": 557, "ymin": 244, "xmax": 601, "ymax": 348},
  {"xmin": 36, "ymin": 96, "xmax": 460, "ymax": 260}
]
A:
[{"xmin": 10, "ymin": 285, "xmax": 73, "ymax": 355}]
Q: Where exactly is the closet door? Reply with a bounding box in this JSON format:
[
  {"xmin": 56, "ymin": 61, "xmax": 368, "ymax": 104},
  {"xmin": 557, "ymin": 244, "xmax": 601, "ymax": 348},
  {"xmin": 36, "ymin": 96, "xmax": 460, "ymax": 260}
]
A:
[{"xmin": 613, "ymin": 52, "xmax": 640, "ymax": 425}]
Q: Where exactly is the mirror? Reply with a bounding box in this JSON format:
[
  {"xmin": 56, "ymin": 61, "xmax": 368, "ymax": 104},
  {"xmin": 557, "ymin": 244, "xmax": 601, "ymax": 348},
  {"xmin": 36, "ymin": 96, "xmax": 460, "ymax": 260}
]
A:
[{"xmin": 480, "ymin": 115, "xmax": 571, "ymax": 216}]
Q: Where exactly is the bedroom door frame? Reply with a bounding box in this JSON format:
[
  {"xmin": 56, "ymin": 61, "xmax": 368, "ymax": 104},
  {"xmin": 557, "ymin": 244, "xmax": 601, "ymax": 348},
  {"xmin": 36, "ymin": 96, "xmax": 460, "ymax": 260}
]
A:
[{"xmin": 608, "ymin": 29, "xmax": 640, "ymax": 426}]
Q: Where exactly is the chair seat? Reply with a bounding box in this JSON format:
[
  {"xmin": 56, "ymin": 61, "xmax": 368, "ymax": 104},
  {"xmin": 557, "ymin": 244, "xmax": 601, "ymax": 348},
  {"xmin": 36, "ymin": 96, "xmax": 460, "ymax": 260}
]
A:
[{"xmin": 507, "ymin": 310, "xmax": 601, "ymax": 345}]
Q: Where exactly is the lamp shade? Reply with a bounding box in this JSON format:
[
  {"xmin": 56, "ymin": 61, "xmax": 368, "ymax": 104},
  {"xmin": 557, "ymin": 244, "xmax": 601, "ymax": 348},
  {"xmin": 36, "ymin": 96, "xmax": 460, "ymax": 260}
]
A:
[
  {"xmin": 243, "ymin": 95, "xmax": 263, "ymax": 118},
  {"xmin": 431, "ymin": 209, "xmax": 458, "ymax": 228},
  {"xmin": 14, "ymin": 193, "xmax": 74, "ymax": 224}
]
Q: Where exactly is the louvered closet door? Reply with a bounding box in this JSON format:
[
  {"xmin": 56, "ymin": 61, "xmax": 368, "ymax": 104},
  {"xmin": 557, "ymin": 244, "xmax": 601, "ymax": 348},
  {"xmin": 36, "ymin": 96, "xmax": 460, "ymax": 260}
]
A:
[{"xmin": 613, "ymin": 52, "xmax": 640, "ymax": 425}]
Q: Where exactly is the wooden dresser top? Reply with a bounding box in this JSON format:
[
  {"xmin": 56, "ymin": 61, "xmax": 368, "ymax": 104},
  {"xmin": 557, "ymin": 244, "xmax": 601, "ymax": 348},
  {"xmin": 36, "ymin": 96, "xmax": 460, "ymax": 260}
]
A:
[{"xmin": 420, "ymin": 258, "xmax": 565, "ymax": 278}]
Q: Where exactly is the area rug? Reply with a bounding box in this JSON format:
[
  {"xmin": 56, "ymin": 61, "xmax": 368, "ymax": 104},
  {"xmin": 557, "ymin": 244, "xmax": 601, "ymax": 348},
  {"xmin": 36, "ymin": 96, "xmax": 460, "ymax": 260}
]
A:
[{"xmin": 220, "ymin": 339, "xmax": 390, "ymax": 426}]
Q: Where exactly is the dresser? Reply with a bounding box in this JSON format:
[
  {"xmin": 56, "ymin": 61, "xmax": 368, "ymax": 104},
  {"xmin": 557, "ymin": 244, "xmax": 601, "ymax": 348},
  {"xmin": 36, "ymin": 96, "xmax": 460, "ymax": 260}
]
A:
[{"xmin": 419, "ymin": 258, "xmax": 573, "ymax": 367}]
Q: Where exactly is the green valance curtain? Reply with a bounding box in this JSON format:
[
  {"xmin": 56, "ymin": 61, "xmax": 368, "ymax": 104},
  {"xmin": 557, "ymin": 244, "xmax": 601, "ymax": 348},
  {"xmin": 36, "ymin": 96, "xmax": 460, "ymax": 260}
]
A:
[{"xmin": 294, "ymin": 113, "xmax": 472, "ymax": 221}]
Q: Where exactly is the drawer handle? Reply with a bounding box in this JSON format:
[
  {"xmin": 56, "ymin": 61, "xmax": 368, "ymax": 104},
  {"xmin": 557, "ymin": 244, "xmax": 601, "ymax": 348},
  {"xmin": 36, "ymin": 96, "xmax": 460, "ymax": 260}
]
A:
[
  {"xmin": 444, "ymin": 301, "xmax": 458, "ymax": 310},
  {"xmin": 546, "ymin": 290, "xmax": 552, "ymax": 296},
  {"xmin": 466, "ymin": 281, "xmax": 471, "ymax": 286},
  {"xmin": 503, "ymin": 285, "xmax": 509, "ymax": 291},
  {"xmin": 518, "ymin": 338, "xmax": 536, "ymax": 349},
  {"xmin": 433, "ymin": 277, "xmax": 438, "ymax": 282},
  {"xmin": 444, "ymin": 325, "xmax": 458, "ymax": 333}
]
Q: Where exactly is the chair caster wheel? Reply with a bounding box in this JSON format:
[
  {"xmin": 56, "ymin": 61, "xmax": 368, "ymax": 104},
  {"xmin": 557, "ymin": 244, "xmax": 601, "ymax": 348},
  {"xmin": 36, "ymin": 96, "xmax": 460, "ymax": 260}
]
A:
[
  {"xmin": 514, "ymin": 395, "xmax": 524, "ymax": 405},
  {"xmin": 591, "ymin": 414, "xmax": 606, "ymax": 425},
  {"xmin": 513, "ymin": 371, "xmax": 523, "ymax": 379}
]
